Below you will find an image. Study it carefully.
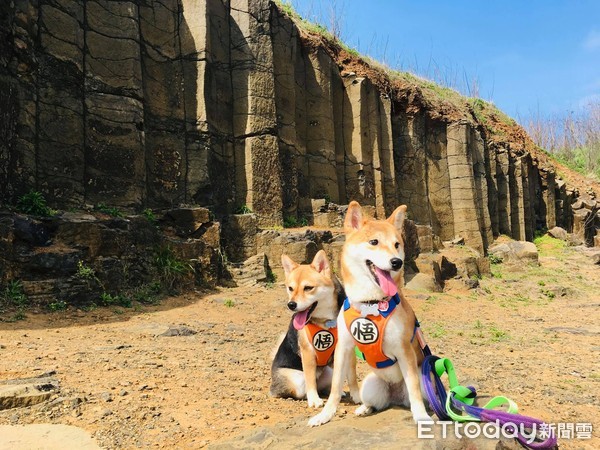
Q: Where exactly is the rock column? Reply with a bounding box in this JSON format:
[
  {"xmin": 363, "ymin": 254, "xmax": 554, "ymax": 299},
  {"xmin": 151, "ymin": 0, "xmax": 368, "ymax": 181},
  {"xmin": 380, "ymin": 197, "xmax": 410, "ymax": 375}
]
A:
[{"xmin": 447, "ymin": 121, "xmax": 484, "ymax": 253}]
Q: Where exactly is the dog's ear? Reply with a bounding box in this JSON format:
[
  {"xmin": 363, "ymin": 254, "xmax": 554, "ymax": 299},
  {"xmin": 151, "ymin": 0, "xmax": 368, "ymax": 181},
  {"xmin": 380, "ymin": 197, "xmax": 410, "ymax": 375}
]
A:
[
  {"xmin": 344, "ymin": 201, "xmax": 363, "ymax": 232},
  {"xmin": 387, "ymin": 205, "xmax": 407, "ymax": 231},
  {"xmin": 310, "ymin": 250, "xmax": 331, "ymax": 277},
  {"xmin": 281, "ymin": 254, "xmax": 298, "ymax": 276}
]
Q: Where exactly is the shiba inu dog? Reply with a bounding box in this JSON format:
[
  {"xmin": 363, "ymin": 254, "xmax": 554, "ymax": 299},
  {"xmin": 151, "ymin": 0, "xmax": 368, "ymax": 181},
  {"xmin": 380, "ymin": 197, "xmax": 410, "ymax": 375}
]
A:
[
  {"xmin": 308, "ymin": 201, "xmax": 433, "ymax": 426},
  {"xmin": 270, "ymin": 250, "xmax": 359, "ymax": 408}
]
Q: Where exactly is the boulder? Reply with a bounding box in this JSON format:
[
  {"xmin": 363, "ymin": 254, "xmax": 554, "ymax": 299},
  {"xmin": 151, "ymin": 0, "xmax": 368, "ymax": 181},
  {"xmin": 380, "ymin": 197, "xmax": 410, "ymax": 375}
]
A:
[
  {"xmin": 488, "ymin": 241, "xmax": 538, "ymax": 264},
  {"xmin": 163, "ymin": 207, "xmax": 211, "ymax": 236},
  {"xmin": 437, "ymin": 245, "xmax": 488, "ymax": 278},
  {"xmin": 228, "ymin": 253, "xmax": 268, "ymax": 287},
  {"xmin": 413, "ymin": 254, "xmax": 443, "ymax": 288},
  {"xmin": 222, "ymin": 214, "xmax": 258, "ymax": 262},
  {"xmin": 256, "ymin": 230, "xmax": 321, "ymax": 279},
  {"xmin": 547, "ymin": 226, "xmax": 568, "ymax": 241},
  {"xmin": 415, "ymin": 225, "xmax": 443, "ymax": 253},
  {"xmin": 581, "ymin": 198, "xmax": 597, "ymax": 210},
  {"xmin": 405, "ymin": 272, "xmax": 442, "ymax": 292},
  {"xmin": 572, "ymin": 208, "xmax": 591, "ymax": 241},
  {"xmin": 0, "ymin": 374, "xmax": 59, "ymax": 410}
]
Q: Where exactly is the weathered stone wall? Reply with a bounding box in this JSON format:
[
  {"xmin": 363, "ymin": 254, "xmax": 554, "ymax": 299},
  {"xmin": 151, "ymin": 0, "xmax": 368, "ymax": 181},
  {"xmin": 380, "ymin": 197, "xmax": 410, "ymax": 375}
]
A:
[
  {"xmin": 0, "ymin": 208, "xmax": 221, "ymax": 305},
  {"xmin": 0, "ymin": 0, "xmax": 594, "ymax": 252}
]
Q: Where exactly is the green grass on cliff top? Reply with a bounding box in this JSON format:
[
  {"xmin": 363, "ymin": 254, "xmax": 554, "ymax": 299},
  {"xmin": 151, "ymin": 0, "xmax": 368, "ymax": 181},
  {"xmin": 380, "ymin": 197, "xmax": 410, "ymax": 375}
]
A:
[{"xmin": 275, "ymin": 1, "xmax": 519, "ymax": 134}]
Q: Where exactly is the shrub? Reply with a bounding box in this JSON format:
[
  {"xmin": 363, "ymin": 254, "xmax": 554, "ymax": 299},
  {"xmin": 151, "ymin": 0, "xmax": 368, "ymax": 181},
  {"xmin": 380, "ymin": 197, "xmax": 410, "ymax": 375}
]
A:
[
  {"xmin": 1, "ymin": 280, "xmax": 28, "ymax": 309},
  {"xmin": 283, "ymin": 216, "xmax": 308, "ymax": 228},
  {"xmin": 132, "ymin": 282, "xmax": 162, "ymax": 304},
  {"xmin": 16, "ymin": 190, "xmax": 56, "ymax": 216},
  {"xmin": 99, "ymin": 292, "xmax": 132, "ymax": 308},
  {"xmin": 1, "ymin": 280, "xmax": 28, "ymax": 321}
]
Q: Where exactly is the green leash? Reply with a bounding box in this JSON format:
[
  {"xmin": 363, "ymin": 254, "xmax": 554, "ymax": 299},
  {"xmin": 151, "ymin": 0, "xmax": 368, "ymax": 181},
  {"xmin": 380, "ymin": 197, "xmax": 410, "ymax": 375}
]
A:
[{"xmin": 433, "ymin": 357, "xmax": 518, "ymax": 422}]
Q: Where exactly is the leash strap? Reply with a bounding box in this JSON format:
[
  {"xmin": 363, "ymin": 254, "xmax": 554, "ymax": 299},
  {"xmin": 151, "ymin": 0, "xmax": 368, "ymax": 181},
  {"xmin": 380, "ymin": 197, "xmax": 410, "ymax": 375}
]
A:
[
  {"xmin": 432, "ymin": 357, "xmax": 518, "ymax": 422},
  {"xmin": 422, "ymin": 354, "xmax": 557, "ymax": 449},
  {"xmin": 417, "ymin": 318, "xmax": 557, "ymax": 449}
]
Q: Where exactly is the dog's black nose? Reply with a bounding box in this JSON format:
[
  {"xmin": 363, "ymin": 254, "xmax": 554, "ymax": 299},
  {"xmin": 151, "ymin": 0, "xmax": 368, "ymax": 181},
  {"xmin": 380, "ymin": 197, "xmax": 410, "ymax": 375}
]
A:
[
  {"xmin": 287, "ymin": 301, "xmax": 297, "ymax": 311},
  {"xmin": 390, "ymin": 258, "xmax": 403, "ymax": 271}
]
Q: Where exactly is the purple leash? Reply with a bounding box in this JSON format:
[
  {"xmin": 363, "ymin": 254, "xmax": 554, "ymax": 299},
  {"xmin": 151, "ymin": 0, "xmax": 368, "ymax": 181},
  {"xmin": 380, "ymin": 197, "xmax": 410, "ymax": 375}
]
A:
[{"xmin": 418, "ymin": 328, "xmax": 557, "ymax": 449}]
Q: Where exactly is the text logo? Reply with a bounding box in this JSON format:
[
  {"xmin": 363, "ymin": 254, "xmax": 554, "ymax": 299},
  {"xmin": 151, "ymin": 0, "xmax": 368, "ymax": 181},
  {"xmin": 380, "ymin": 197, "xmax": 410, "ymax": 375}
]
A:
[
  {"xmin": 351, "ymin": 318, "xmax": 379, "ymax": 344},
  {"xmin": 312, "ymin": 330, "xmax": 334, "ymax": 351}
]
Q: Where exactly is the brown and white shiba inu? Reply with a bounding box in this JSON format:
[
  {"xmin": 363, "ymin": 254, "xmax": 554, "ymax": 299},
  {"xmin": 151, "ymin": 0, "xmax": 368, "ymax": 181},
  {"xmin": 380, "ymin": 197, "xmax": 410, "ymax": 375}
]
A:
[
  {"xmin": 308, "ymin": 201, "xmax": 433, "ymax": 426},
  {"xmin": 270, "ymin": 250, "xmax": 359, "ymax": 408}
]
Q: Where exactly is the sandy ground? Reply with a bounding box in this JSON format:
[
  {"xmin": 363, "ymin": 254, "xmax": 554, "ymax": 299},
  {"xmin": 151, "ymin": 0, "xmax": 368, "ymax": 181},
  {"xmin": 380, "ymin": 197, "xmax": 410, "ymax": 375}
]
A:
[{"xmin": 0, "ymin": 240, "xmax": 599, "ymax": 449}]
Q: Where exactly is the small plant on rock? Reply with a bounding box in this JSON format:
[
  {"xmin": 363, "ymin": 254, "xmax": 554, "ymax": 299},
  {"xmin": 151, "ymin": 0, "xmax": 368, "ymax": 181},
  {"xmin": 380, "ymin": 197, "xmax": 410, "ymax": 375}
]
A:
[
  {"xmin": 236, "ymin": 204, "xmax": 253, "ymax": 214},
  {"xmin": 283, "ymin": 216, "xmax": 309, "ymax": 228},
  {"xmin": 142, "ymin": 208, "xmax": 157, "ymax": 223},
  {"xmin": 132, "ymin": 282, "xmax": 162, "ymax": 305},
  {"xmin": 94, "ymin": 203, "xmax": 123, "ymax": 218},
  {"xmin": 99, "ymin": 292, "xmax": 132, "ymax": 308},
  {"xmin": 154, "ymin": 247, "xmax": 193, "ymax": 292},
  {"xmin": 16, "ymin": 190, "xmax": 56, "ymax": 217},
  {"xmin": 1, "ymin": 280, "xmax": 28, "ymax": 321},
  {"xmin": 2, "ymin": 280, "xmax": 28, "ymax": 309},
  {"xmin": 48, "ymin": 300, "xmax": 67, "ymax": 312},
  {"xmin": 488, "ymin": 254, "xmax": 503, "ymax": 265},
  {"xmin": 76, "ymin": 261, "xmax": 96, "ymax": 280},
  {"xmin": 265, "ymin": 269, "xmax": 277, "ymax": 289}
]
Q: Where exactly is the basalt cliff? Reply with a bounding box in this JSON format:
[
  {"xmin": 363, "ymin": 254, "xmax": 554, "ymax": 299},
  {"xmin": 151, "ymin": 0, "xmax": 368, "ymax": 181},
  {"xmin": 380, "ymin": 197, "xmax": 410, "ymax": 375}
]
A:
[{"xmin": 1, "ymin": 0, "xmax": 599, "ymax": 275}]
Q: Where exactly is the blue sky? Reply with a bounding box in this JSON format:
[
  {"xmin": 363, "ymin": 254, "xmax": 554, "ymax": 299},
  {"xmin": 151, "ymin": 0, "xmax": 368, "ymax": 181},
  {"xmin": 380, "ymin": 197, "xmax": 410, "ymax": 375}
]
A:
[{"xmin": 288, "ymin": 0, "xmax": 600, "ymax": 121}]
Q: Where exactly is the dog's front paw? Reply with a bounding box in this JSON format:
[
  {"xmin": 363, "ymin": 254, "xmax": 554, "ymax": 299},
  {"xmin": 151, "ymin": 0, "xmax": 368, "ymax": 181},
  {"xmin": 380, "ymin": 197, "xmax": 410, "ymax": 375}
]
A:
[
  {"xmin": 307, "ymin": 392, "xmax": 324, "ymax": 408},
  {"xmin": 354, "ymin": 404, "xmax": 373, "ymax": 416},
  {"xmin": 307, "ymin": 407, "xmax": 335, "ymax": 427}
]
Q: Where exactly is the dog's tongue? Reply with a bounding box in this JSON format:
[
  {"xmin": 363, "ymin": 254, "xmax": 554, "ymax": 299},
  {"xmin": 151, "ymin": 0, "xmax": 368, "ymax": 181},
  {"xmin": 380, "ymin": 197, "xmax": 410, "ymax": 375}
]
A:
[
  {"xmin": 375, "ymin": 267, "xmax": 397, "ymax": 296},
  {"xmin": 293, "ymin": 310, "xmax": 310, "ymax": 330}
]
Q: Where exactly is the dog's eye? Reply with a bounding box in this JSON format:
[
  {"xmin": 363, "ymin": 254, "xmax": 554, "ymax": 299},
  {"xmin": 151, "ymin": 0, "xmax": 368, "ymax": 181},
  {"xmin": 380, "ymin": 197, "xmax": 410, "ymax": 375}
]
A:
[
  {"xmin": 304, "ymin": 286, "xmax": 314, "ymax": 291},
  {"xmin": 395, "ymin": 242, "xmax": 400, "ymax": 249},
  {"xmin": 288, "ymin": 286, "xmax": 293, "ymax": 292},
  {"xmin": 369, "ymin": 239, "xmax": 378, "ymax": 246}
]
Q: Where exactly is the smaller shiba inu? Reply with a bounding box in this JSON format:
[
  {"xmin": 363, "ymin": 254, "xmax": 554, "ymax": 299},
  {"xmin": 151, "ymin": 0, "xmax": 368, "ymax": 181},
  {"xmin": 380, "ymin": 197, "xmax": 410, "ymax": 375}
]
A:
[
  {"xmin": 308, "ymin": 201, "xmax": 433, "ymax": 426},
  {"xmin": 270, "ymin": 250, "xmax": 359, "ymax": 408}
]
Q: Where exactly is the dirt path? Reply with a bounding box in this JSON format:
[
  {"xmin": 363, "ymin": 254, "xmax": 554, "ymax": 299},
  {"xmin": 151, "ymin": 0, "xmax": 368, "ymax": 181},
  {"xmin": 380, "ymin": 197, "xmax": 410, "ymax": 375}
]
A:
[{"xmin": 1, "ymin": 242, "xmax": 599, "ymax": 449}]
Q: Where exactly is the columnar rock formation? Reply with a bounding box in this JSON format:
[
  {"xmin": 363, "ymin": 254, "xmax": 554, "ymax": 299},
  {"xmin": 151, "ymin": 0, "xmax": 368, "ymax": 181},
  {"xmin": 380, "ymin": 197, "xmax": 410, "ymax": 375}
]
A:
[{"xmin": 0, "ymin": 0, "xmax": 595, "ymax": 252}]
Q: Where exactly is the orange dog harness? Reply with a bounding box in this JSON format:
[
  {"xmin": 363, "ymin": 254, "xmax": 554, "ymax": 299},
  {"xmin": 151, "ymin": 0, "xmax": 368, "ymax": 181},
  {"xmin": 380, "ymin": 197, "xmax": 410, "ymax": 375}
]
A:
[
  {"xmin": 305, "ymin": 323, "xmax": 337, "ymax": 367},
  {"xmin": 343, "ymin": 294, "xmax": 401, "ymax": 369}
]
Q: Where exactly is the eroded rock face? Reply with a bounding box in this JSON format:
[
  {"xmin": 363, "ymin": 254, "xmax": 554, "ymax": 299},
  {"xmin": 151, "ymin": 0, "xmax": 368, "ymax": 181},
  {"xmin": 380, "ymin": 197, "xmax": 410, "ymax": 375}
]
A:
[
  {"xmin": 0, "ymin": 0, "xmax": 593, "ymax": 251},
  {"xmin": 0, "ymin": 210, "xmax": 221, "ymax": 306}
]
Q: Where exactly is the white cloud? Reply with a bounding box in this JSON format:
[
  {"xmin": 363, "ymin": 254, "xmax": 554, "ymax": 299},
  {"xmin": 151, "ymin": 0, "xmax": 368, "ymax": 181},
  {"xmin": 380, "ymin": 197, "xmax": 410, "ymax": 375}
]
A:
[{"xmin": 583, "ymin": 30, "xmax": 600, "ymax": 50}]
